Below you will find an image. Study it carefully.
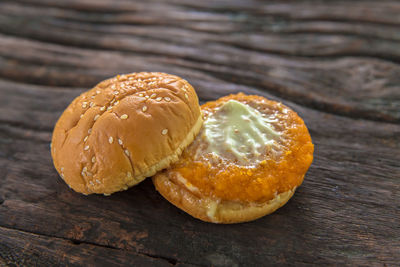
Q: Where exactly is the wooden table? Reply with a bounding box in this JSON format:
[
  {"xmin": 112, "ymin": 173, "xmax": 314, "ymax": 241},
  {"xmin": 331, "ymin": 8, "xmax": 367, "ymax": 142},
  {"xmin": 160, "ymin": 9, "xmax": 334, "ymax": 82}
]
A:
[{"xmin": 1, "ymin": 0, "xmax": 399, "ymax": 266}]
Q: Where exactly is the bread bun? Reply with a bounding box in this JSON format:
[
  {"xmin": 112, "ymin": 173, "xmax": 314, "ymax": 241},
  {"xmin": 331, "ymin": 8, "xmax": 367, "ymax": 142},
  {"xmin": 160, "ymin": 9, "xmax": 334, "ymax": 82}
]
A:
[
  {"xmin": 153, "ymin": 93, "xmax": 314, "ymax": 223},
  {"xmin": 51, "ymin": 72, "xmax": 202, "ymax": 195},
  {"xmin": 153, "ymin": 173, "xmax": 296, "ymax": 223}
]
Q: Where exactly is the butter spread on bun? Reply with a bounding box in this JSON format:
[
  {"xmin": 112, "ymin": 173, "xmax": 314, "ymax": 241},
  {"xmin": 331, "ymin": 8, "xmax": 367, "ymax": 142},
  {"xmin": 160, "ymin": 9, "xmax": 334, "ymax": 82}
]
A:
[
  {"xmin": 153, "ymin": 93, "xmax": 314, "ymax": 223},
  {"xmin": 51, "ymin": 72, "xmax": 202, "ymax": 195}
]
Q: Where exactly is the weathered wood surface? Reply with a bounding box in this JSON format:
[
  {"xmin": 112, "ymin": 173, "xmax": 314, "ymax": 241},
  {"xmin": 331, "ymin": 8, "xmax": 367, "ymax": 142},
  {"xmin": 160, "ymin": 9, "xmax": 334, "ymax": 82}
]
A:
[{"xmin": 0, "ymin": 0, "xmax": 399, "ymax": 266}]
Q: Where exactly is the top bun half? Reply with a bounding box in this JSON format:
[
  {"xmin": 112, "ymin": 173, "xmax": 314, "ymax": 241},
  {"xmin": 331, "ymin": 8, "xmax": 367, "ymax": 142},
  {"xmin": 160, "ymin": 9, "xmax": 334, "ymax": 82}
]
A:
[{"xmin": 51, "ymin": 72, "xmax": 202, "ymax": 195}]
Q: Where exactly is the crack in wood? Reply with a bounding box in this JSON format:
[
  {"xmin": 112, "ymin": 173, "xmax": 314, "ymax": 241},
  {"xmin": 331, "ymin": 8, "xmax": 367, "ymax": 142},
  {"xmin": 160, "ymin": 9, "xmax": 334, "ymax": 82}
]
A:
[
  {"xmin": 0, "ymin": 119, "xmax": 54, "ymax": 133},
  {"xmin": 4, "ymin": 0, "xmax": 400, "ymax": 27},
  {"xmin": 141, "ymin": 253, "xmax": 178, "ymax": 266},
  {"xmin": 0, "ymin": 225, "xmax": 195, "ymax": 266}
]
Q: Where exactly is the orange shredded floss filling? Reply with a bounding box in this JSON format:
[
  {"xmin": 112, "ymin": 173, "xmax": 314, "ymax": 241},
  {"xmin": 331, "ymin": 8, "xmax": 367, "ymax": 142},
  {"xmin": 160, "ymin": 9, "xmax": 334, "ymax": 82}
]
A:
[{"xmin": 170, "ymin": 93, "xmax": 314, "ymax": 203}]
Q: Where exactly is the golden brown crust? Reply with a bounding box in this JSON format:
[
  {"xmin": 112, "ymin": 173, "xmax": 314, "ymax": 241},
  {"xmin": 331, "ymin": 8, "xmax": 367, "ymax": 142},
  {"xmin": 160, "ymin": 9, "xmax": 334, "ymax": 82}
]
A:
[
  {"xmin": 152, "ymin": 93, "xmax": 313, "ymax": 223},
  {"xmin": 51, "ymin": 72, "xmax": 202, "ymax": 195},
  {"xmin": 153, "ymin": 172, "xmax": 296, "ymax": 224}
]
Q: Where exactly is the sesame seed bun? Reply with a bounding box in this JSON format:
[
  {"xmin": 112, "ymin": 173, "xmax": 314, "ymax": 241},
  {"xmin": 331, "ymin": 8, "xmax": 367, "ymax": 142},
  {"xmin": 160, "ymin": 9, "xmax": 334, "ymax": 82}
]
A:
[
  {"xmin": 51, "ymin": 72, "xmax": 202, "ymax": 195},
  {"xmin": 152, "ymin": 93, "xmax": 314, "ymax": 223}
]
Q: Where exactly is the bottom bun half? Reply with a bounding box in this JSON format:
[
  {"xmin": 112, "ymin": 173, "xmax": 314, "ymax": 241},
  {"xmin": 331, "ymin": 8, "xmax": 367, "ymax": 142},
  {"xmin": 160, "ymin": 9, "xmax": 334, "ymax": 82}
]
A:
[{"xmin": 153, "ymin": 173, "xmax": 297, "ymax": 224}]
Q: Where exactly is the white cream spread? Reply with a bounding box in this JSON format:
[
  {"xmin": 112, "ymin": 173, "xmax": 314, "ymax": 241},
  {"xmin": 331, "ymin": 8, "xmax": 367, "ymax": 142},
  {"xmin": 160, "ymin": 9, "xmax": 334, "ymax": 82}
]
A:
[
  {"xmin": 175, "ymin": 172, "xmax": 219, "ymax": 222},
  {"xmin": 175, "ymin": 173, "xmax": 200, "ymax": 194},
  {"xmin": 202, "ymin": 100, "xmax": 280, "ymax": 165},
  {"xmin": 206, "ymin": 200, "xmax": 219, "ymax": 222}
]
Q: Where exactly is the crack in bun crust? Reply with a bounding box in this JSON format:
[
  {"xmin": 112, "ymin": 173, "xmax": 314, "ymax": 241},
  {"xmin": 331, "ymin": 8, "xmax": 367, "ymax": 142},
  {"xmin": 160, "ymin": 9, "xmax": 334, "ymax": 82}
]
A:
[{"xmin": 51, "ymin": 72, "xmax": 202, "ymax": 195}]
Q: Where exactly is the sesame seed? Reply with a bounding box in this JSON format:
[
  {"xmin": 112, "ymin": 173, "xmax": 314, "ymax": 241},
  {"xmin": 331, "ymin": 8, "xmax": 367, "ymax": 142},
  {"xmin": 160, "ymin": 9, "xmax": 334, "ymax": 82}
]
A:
[
  {"xmin": 83, "ymin": 167, "xmax": 87, "ymax": 172},
  {"xmin": 127, "ymin": 171, "xmax": 132, "ymax": 178},
  {"xmin": 88, "ymin": 128, "xmax": 92, "ymax": 134},
  {"xmin": 84, "ymin": 136, "xmax": 88, "ymax": 142},
  {"xmin": 100, "ymin": 106, "xmax": 105, "ymax": 111},
  {"xmin": 84, "ymin": 145, "xmax": 89, "ymax": 151},
  {"xmin": 156, "ymin": 97, "xmax": 162, "ymax": 101},
  {"xmin": 91, "ymin": 95, "xmax": 95, "ymax": 99},
  {"xmin": 104, "ymin": 193, "xmax": 110, "ymax": 196},
  {"xmin": 80, "ymin": 114, "xmax": 84, "ymax": 118},
  {"xmin": 164, "ymin": 97, "xmax": 171, "ymax": 102},
  {"xmin": 61, "ymin": 167, "xmax": 64, "ymax": 172},
  {"xmin": 124, "ymin": 149, "xmax": 130, "ymax": 156},
  {"xmin": 60, "ymin": 173, "xmax": 64, "ymax": 179},
  {"xmin": 111, "ymin": 84, "xmax": 116, "ymax": 90},
  {"xmin": 89, "ymin": 181, "xmax": 94, "ymax": 186},
  {"xmin": 120, "ymin": 114, "xmax": 128, "ymax": 119},
  {"xmin": 110, "ymin": 99, "xmax": 115, "ymax": 104},
  {"xmin": 162, "ymin": 129, "xmax": 168, "ymax": 135},
  {"xmin": 185, "ymin": 93, "xmax": 189, "ymax": 99},
  {"xmin": 91, "ymin": 156, "xmax": 96, "ymax": 163},
  {"xmin": 114, "ymin": 91, "xmax": 119, "ymax": 95},
  {"xmin": 123, "ymin": 186, "xmax": 128, "ymax": 190},
  {"xmin": 94, "ymin": 115, "xmax": 100, "ymax": 121},
  {"xmin": 96, "ymin": 90, "xmax": 101, "ymax": 94},
  {"xmin": 82, "ymin": 102, "xmax": 87, "ymax": 108},
  {"xmin": 107, "ymin": 106, "xmax": 112, "ymax": 111},
  {"xmin": 145, "ymin": 95, "xmax": 149, "ymax": 99},
  {"xmin": 118, "ymin": 139, "xmax": 123, "ymax": 145},
  {"xmin": 96, "ymin": 179, "xmax": 101, "ymax": 184},
  {"xmin": 90, "ymin": 102, "xmax": 94, "ymax": 107},
  {"xmin": 142, "ymin": 106, "xmax": 147, "ymax": 112},
  {"xmin": 138, "ymin": 93, "xmax": 144, "ymax": 97},
  {"xmin": 114, "ymin": 100, "xmax": 119, "ymax": 106},
  {"xmin": 150, "ymin": 93, "xmax": 156, "ymax": 99},
  {"xmin": 109, "ymin": 137, "xmax": 113, "ymax": 144}
]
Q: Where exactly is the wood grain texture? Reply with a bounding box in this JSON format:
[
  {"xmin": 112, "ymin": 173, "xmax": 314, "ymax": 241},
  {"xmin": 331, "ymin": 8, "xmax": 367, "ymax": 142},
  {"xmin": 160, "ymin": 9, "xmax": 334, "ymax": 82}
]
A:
[
  {"xmin": 0, "ymin": 227, "xmax": 179, "ymax": 267},
  {"xmin": 0, "ymin": 0, "xmax": 399, "ymax": 266}
]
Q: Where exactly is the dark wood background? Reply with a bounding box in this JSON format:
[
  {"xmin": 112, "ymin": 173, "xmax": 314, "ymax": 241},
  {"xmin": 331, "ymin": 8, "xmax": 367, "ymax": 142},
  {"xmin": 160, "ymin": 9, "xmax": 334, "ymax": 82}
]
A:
[{"xmin": 0, "ymin": 0, "xmax": 399, "ymax": 266}]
